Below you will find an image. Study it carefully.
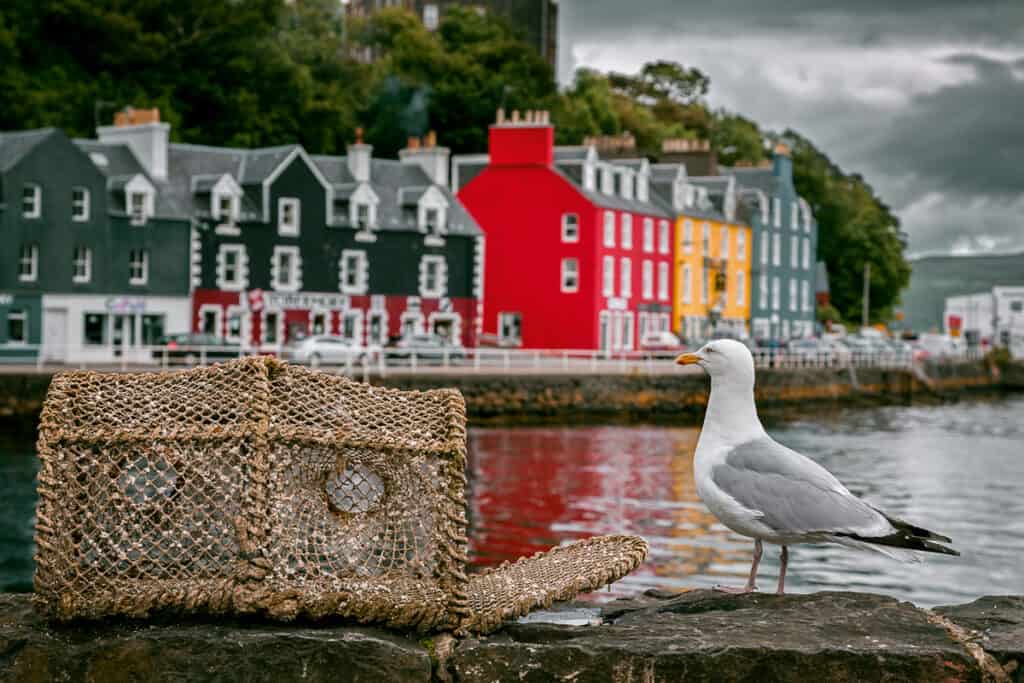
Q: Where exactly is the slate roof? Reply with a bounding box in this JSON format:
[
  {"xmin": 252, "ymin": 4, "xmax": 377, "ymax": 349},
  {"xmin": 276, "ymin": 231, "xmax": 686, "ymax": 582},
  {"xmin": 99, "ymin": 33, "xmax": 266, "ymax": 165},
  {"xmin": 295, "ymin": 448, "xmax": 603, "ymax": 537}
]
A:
[
  {"xmin": 0, "ymin": 128, "xmax": 57, "ymax": 172},
  {"xmin": 719, "ymin": 166, "xmax": 777, "ymax": 196},
  {"xmin": 553, "ymin": 146, "xmax": 590, "ymax": 161},
  {"xmin": 311, "ymin": 156, "xmax": 481, "ymax": 237},
  {"xmin": 74, "ymin": 139, "xmax": 189, "ymax": 219}
]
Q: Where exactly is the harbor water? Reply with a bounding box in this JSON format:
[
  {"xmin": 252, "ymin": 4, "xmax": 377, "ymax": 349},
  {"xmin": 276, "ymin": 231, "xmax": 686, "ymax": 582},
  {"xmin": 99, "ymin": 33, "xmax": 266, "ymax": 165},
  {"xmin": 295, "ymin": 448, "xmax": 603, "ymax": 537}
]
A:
[{"xmin": 2, "ymin": 396, "xmax": 1022, "ymax": 605}]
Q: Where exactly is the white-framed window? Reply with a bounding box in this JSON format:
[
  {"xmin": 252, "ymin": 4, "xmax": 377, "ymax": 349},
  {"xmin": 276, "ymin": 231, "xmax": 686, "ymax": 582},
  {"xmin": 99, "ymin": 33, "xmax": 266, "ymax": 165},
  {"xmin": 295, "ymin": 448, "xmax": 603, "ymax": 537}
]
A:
[
  {"xmin": 759, "ymin": 273, "xmax": 768, "ymax": 309},
  {"xmin": 790, "ymin": 235, "xmax": 799, "ymax": 268},
  {"xmin": 128, "ymin": 191, "xmax": 149, "ymax": 225},
  {"xmin": 802, "ymin": 238, "xmax": 811, "ymax": 269},
  {"xmin": 642, "ymin": 218, "xmax": 654, "ymax": 252},
  {"xmin": 702, "ymin": 223, "xmax": 710, "ymax": 257},
  {"xmin": 262, "ymin": 310, "xmax": 281, "ymax": 345},
  {"xmin": 419, "ymin": 255, "xmax": 447, "ymax": 298},
  {"xmin": 225, "ymin": 305, "xmax": 244, "ymax": 342},
  {"xmin": 621, "ymin": 214, "xmax": 633, "ymax": 249},
  {"xmin": 802, "ymin": 279, "xmax": 811, "ymax": 312},
  {"xmin": 128, "ymin": 249, "xmax": 149, "ymax": 285},
  {"xmin": 71, "ymin": 187, "xmax": 90, "ymax": 222},
  {"xmin": 720, "ymin": 226, "xmax": 729, "ymax": 259},
  {"xmin": 701, "ymin": 268, "xmax": 709, "ymax": 304},
  {"xmin": 6, "ymin": 309, "xmax": 27, "ymax": 344},
  {"xmin": 782, "ymin": 319, "xmax": 791, "ymax": 340},
  {"xmin": 339, "ymin": 249, "xmax": 369, "ymax": 295},
  {"xmin": 499, "ymin": 312, "xmax": 522, "ymax": 343},
  {"xmin": 367, "ymin": 309, "xmax": 388, "ymax": 346},
  {"xmin": 639, "ymin": 312, "xmax": 649, "ymax": 345},
  {"xmin": 736, "ymin": 271, "xmax": 745, "ymax": 305},
  {"xmin": 311, "ymin": 311, "xmax": 328, "ymax": 336},
  {"xmin": 198, "ymin": 304, "xmax": 222, "ymax": 337},
  {"xmin": 760, "ymin": 231, "xmax": 769, "ymax": 265},
  {"xmin": 354, "ymin": 202, "xmax": 372, "ymax": 229},
  {"xmin": 603, "ymin": 211, "xmax": 615, "ymax": 247},
  {"xmin": 72, "ymin": 246, "xmax": 91, "ymax": 283},
  {"xmin": 271, "ymin": 245, "xmax": 302, "ymax": 292},
  {"xmin": 561, "ymin": 258, "xmax": 579, "ymax": 293},
  {"xmin": 789, "ymin": 277, "xmax": 798, "ymax": 312},
  {"xmin": 340, "ymin": 309, "xmax": 363, "ymax": 343},
  {"xmin": 562, "ymin": 213, "xmax": 579, "ymax": 243},
  {"xmin": 642, "ymin": 260, "xmax": 654, "ymax": 299},
  {"xmin": 682, "ymin": 264, "xmax": 692, "ymax": 304},
  {"xmin": 772, "ymin": 197, "xmax": 781, "ymax": 227},
  {"xmin": 619, "ymin": 257, "xmax": 631, "ymax": 298},
  {"xmin": 602, "ymin": 255, "xmax": 615, "ymax": 296},
  {"xmin": 423, "ymin": 206, "xmax": 442, "ymax": 234},
  {"xmin": 278, "ymin": 197, "xmax": 300, "ymax": 236},
  {"xmin": 737, "ymin": 231, "xmax": 746, "ymax": 261},
  {"xmin": 216, "ymin": 244, "xmax": 248, "ymax": 291},
  {"xmin": 623, "ymin": 311, "xmax": 634, "ymax": 350},
  {"xmin": 22, "ymin": 184, "xmax": 41, "ymax": 218},
  {"xmin": 771, "ymin": 276, "xmax": 780, "ymax": 310},
  {"xmin": 658, "ymin": 220, "xmax": 670, "ymax": 254},
  {"xmin": 18, "ymin": 244, "xmax": 37, "ymax": 283},
  {"xmin": 683, "ymin": 220, "xmax": 693, "ymax": 254},
  {"xmin": 804, "ymin": 206, "xmax": 812, "ymax": 233},
  {"xmin": 791, "ymin": 201, "xmax": 798, "ymax": 230},
  {"xmin": 772, "ymin": 233, "xmax": 781, "ymax": 266},
  {"xmin": 658, "ymin": 261, "xmax": 669, "ymax": 301}
]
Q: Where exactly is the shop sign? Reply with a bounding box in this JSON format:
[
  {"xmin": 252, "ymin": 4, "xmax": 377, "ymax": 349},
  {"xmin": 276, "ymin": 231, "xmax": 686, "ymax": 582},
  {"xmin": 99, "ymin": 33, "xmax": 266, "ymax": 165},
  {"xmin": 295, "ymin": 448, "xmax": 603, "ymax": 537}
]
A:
[
  {"xmin": 106, "ymin": 297, "xmax": 146, "ymax": 313},
  {"xmin": 263, "ymin": 291, "xmax": 349, "ymax": 311}
]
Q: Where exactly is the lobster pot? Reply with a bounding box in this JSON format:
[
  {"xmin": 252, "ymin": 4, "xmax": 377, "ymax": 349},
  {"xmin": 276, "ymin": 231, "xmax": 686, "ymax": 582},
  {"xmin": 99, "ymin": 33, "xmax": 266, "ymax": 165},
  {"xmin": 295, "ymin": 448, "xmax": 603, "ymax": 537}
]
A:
[{"xmin": 34, "ymin": 358, "xmax": 648, "ymax": 634}]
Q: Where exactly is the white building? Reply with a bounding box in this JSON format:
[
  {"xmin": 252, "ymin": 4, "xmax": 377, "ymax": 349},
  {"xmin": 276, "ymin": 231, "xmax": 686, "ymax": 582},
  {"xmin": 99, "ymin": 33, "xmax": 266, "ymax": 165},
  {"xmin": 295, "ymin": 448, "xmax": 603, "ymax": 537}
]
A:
[{"xmin": 944, "ymin": 286, "xmax": 1024, "ymax": 347}]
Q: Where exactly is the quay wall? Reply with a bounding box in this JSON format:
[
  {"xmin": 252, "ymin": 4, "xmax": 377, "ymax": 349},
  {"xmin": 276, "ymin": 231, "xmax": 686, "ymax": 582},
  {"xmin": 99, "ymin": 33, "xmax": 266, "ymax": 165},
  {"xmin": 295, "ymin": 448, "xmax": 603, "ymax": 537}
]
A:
[{"xmin": 0, "ymin": 360, "xmax": 1015, "ymax": 428}]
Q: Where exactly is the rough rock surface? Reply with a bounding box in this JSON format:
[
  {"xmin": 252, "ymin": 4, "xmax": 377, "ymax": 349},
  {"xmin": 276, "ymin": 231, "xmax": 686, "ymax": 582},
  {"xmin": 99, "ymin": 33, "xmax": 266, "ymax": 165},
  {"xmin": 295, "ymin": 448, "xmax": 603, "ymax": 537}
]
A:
[
  {"xmin": 936, "ymin": 596, "xmax": 1024, "ymax": 680},
  {"xmin": 452, "ymin": 590, "xmax": 984, "ymax": 682},
  {"xmin": 2, "ymin": 590, "xmax": 1022, "ymax": 682}
]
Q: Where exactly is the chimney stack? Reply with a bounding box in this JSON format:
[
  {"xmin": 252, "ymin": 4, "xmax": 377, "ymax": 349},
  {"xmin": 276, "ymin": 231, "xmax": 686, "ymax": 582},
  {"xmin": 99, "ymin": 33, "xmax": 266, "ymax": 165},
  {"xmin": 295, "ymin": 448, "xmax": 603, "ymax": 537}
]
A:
[
  {"xmin": 400, "ymin": 130, "xmax": 450, "ymax": 188},
  {"xmin": 347, "ymin": 126, "xmax": 373, "ymax": 183},
  {"xmin": 97, "ymin": 106, "xmax": 171, "ymax": 181}
]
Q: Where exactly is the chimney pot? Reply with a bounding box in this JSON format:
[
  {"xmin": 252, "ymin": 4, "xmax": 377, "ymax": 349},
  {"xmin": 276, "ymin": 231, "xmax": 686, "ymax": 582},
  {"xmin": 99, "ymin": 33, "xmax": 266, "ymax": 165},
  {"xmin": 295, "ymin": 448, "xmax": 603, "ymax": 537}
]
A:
[
  {"xmin": 355, "ymin": 127, "xmax": 364, "ymax": 144},
  {"xmin": 408, "ymin": 136, "xmax": 420, "ymax": 150},
  {"xmin": 512, "ymin": 110, "xmax": 520, "ymax": 123},
  {"xmin": 497, "ymin": 107, "xmax": 506, "ymax": 124},
  {"xmin": 425, "ymin": 130, "xmax": 437, "ymax": 148}
]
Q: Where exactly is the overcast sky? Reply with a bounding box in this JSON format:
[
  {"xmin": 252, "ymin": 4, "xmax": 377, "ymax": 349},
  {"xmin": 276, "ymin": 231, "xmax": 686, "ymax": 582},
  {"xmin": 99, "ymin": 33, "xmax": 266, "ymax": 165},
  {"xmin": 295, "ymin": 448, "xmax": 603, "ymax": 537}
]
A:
[{"xmin": 557, "ymin": 1, "xmax": 1024, "ymax": 257}]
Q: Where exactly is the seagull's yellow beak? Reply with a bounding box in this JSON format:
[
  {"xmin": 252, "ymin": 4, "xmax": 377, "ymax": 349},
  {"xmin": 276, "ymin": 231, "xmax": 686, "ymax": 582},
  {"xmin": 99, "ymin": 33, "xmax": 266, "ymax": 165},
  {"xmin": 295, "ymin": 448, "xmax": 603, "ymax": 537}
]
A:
[{"xmin": 675, "ymin": 352, "xmax": 701, "ymax": 366}]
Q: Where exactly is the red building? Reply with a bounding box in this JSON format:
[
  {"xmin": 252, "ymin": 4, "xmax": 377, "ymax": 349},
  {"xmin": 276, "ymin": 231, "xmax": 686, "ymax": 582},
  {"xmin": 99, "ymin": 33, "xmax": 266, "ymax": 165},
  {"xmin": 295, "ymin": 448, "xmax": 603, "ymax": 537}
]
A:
[{"xmin": 454, "ymin": 111, "xmax": 674, "ymax": 350}]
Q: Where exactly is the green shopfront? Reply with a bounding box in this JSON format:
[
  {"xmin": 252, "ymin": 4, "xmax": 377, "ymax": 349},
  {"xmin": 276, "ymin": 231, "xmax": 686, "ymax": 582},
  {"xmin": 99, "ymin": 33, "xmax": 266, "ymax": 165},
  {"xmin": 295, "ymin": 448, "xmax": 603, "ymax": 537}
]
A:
[{"xmin": 0, "ymin": 293, "xmax": 42, "ymax": 362}]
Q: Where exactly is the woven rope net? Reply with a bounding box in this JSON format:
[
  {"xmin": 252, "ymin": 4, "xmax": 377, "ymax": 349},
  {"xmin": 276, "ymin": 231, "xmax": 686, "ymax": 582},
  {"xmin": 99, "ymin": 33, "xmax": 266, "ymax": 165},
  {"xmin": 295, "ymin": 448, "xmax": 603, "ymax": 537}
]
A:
[{"xmin": 34, "ymin": 357, "xmax": 648, "ymax": 634}]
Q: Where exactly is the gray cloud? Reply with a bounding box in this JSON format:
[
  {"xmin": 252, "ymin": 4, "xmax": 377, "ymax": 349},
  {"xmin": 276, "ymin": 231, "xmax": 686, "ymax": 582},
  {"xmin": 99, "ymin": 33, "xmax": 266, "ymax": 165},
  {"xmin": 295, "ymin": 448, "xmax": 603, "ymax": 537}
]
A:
[{"xmin": 558, "ymin": 0, "xmax": 1024, "ymax": 256}]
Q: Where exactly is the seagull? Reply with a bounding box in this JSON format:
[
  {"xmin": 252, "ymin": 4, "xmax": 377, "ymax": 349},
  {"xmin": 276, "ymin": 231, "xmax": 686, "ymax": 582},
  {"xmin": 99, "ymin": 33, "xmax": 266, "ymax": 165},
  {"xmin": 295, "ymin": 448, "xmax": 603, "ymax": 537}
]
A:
[{"xmin": 676, "ymin": 339, "xmax": 958, "ymax": 595}]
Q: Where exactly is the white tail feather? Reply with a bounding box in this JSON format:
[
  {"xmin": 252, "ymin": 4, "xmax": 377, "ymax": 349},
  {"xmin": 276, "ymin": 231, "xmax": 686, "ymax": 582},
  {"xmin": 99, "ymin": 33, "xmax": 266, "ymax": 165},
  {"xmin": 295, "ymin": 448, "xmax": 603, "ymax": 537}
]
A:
[{"xmin": 827, "ymin": 535, "xmax": 924, "ymax": 563}]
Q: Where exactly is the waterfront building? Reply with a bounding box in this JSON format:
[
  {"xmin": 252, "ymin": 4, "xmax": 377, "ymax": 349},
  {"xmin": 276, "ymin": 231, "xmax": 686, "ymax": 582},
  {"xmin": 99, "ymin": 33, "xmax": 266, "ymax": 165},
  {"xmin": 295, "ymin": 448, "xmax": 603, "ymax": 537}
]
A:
[
  {"xmin": 185, "ymin": 130, "xmax": 482, "ymax": 350},
  {"xmin": 0, "ymin": 118, "xmax": 192, "ymax": 363},
  {"xmin": 721, "ymin": 143, "xmax": 817, "ymax": 342},
  {"xmin": 453, "ymin": 110, "xmax": 674, "ymax": 351},
  {"xmin": 651, "ymin": 166, "xmax": 751, "ymax": 344},
  {"xmin": 944, "ymin": 286, "xmax": 1024, "ymax": 347}
]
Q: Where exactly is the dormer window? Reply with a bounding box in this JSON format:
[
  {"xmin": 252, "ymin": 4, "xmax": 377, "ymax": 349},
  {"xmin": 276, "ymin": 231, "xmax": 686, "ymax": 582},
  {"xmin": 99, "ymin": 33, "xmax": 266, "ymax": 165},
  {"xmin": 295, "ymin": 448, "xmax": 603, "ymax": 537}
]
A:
[
  {"xmin": 22, "ymin": 184, "xmax": 41, "ymax": 218},
  {"xmin": 278, "ymin": 197, "xmax": 300, "ymax": 236},
  {"xmin": 355, "ymin": 202, "xmax": 371, "ymax": 229},
  {"xmin": 583, "ymin": 163, "xmax": 596, "ymax": 191},
  {"xmin": 72, "ymin": 187, "xmax": 90, "ymax": 222},
  {"xmin": 214, "ymin": 193, "xmax": 237, "ymax": 224},
  {"xmin": 129, "ymin": 192, "xmax": 147, "ymax": 225},
  {"xmin": 425, "ymin": 207, "xmax": 440, "ymax": 232}
]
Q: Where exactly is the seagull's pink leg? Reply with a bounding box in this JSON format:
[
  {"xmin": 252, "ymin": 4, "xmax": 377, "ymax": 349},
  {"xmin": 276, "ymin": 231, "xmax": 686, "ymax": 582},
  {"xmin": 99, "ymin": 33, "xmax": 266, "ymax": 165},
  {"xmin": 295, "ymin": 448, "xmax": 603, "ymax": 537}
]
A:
[
  {"xmin": 715, "ymin": 539, "xmax": 762, "ymax": 593},
  {"xmin": 776, "ymin": 545, "xmax": 789, "ymax": 595}
]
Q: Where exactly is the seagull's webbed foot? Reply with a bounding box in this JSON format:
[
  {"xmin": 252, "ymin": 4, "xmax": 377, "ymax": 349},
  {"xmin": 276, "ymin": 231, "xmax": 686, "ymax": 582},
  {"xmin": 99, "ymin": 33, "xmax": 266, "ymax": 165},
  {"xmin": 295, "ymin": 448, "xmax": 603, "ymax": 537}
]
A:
[{"xmin": 714, "ymin": 539, "xmax": 763, "ymax": 594}]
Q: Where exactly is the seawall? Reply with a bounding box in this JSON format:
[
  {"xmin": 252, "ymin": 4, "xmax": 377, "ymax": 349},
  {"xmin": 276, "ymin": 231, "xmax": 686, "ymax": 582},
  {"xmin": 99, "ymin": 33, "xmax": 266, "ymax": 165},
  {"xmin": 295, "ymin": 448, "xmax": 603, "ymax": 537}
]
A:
[
  {"xmin": 0, "ymin": 360, "xmax": 1016, "ymax": 429},
  {"xmin": 1, "ymin": 590, "xmax": 1020, "ymax": 682}
]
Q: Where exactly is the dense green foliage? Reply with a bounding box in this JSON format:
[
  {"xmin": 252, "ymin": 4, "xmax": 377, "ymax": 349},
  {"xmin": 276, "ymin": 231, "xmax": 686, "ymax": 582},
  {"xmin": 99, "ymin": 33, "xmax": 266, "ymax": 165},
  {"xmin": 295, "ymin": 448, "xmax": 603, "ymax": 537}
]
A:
[{"xmin": 0, "ymin": 0, "xmax": 907, "ymax": 323}]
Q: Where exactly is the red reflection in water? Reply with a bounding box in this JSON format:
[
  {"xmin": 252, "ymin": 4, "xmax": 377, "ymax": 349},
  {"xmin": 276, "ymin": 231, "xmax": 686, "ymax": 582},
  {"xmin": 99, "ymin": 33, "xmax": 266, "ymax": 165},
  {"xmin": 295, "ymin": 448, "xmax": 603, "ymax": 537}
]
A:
[{"xmin": 466, "ymin": 426, "xmax": 747, "ymax": 596}]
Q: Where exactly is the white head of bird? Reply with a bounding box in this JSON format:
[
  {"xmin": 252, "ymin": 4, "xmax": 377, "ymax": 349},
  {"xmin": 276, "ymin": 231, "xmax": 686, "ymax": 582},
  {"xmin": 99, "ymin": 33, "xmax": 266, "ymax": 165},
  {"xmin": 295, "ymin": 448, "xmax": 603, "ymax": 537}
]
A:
[{"xmin": 675, "ymin": 339, "xmax": 756, "ymax": 389}]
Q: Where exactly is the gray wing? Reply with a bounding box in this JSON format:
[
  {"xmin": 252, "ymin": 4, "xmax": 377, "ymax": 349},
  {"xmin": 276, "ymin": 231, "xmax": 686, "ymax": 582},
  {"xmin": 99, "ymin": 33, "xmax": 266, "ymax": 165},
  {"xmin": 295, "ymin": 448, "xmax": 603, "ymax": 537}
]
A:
[{"xmin": 712, "ymin": 436, "xmax": 890, "ymax": 536}]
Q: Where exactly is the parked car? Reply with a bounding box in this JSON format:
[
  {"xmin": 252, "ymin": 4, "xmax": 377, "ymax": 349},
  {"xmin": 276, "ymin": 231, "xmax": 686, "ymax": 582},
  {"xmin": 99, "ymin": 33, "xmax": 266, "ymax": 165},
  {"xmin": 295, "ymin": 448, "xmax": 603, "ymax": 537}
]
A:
[
  {"xmin": 385, "ymin": 334, "xmax": 465, "ymax": 365},
  {"xmin": 785, "ymin": 338, "xmax": 852, "ymax": 366},
  {"xmin": 641, "ymin": 331, "xmax": 684, "ymax": 353},
  {"xmin": 285, "ymin": 335, "xmax": 365, "ymax": 366},
  {"xmin": 913, "ymin": 333, "xmax": 965, "ymax": 360},
  {"xmin": 151, "ymin": 333, "xmax": 242, "ymax": 365}
]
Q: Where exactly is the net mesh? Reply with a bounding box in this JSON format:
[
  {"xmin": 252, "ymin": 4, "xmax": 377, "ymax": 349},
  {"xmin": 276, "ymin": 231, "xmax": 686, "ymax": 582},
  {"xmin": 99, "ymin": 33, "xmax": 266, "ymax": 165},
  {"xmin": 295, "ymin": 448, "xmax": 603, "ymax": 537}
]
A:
[{"xmin": 34, "ymin": 357, "xmax": 647, "ymax": 633}]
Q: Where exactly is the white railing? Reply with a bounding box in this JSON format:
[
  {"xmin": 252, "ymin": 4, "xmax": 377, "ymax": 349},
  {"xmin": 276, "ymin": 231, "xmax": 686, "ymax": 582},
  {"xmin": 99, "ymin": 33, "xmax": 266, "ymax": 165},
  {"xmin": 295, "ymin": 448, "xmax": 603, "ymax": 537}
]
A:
[{"xmin": 0, "ymin": 343, "xmax": 989, "ymax": 376}]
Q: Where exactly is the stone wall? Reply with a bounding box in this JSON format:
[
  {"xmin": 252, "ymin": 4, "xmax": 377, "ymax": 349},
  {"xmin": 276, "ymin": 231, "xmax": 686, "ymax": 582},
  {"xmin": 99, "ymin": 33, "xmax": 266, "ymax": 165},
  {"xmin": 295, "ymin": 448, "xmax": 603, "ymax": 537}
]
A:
[
  {"xmin": 2, "ymin": 591, "xmax": 1020, "ymax": 681},
  {"xmin": 0, "ymin": 360, "xmax": 1014, "ymax": 428}
]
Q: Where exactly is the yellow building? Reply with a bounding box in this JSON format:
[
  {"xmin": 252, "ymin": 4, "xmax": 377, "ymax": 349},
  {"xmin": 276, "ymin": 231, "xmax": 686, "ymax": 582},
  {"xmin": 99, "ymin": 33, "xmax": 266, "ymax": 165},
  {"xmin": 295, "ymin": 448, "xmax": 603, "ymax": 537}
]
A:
[{"xmin": 651, "ymin": 164, "xmax": 752, "ymax": 343}]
